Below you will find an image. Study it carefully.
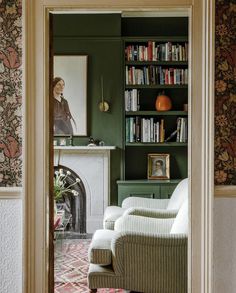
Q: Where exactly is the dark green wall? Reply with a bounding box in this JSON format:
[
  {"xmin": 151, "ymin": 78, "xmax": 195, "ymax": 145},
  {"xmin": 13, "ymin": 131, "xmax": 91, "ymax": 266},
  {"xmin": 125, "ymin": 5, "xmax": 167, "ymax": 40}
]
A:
[
  {"xmin": 53, "ymin": 14, "xmax": 123, "ymax": 204},
  {"xmin": 53, "ymin": 14, "xmax": 189, "ymax": 203}
]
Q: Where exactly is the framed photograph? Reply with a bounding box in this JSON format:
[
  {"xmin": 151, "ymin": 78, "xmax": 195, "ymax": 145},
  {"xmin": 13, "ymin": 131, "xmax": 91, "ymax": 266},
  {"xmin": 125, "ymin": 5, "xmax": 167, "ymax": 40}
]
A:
[
  {"xmin": 53, "ymin": 55, "xmax": 88, "ymax": 136},
  {"xmin": 147, "ymin": 153, "xmax": 170, "ymax": 180}
]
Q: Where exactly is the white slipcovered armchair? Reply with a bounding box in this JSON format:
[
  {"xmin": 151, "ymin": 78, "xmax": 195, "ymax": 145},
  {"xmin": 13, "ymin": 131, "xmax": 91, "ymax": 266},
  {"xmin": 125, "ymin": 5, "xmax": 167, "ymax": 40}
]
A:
[
  {"xmin": 88, "ymin": 199, "xmax": 188, "ymax": 293},
  {"xmin": 103, "ymin": 178, "xmax": 188, "ymax": 230}
]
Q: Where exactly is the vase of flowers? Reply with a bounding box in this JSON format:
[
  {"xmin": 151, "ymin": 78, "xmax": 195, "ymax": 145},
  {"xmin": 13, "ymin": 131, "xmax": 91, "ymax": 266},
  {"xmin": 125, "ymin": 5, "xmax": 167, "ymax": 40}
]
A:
[
  {"xmin": 54, "ymin": 168, "xmax": 80, "ymax": 200},
  {"xmin": 53, "ymin": 168, "xmax": 80, "ymax": 229}
]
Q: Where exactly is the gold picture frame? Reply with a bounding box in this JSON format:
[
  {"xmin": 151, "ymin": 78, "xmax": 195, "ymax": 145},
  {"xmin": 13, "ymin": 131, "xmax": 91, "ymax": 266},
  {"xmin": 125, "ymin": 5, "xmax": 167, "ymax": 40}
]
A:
[{"xmin": 147, "ymin": 153, "xmax": 170, "ymax": 180}]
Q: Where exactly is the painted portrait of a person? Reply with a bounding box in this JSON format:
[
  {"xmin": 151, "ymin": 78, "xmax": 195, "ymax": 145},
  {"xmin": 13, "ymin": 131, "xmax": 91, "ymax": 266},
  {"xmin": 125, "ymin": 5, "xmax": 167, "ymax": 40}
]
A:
[
  {"xmin": 152, "ymin": 159, "xmax": 165, "ymax": 177},
  {"xmin": 53, "ymin": 77, "xmax": 76, "ymax": 135}
]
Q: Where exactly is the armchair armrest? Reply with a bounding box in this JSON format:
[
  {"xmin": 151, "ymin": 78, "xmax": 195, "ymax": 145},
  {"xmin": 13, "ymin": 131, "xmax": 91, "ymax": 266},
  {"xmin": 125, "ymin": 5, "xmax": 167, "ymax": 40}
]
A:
[
  {"xmin": 111, "ymin": 231, "xmax": 187, "ymax": 291},
  {"xmin": 122, "ymin": 197, "xmax": 169, "ymax": 209},
  {"xmin": 123, "ymin": 207, "xmax": 178, "ymax": 218},
  {"xmin": 114, "ymin": 215, "xmax": 175, "ymax": 234}
]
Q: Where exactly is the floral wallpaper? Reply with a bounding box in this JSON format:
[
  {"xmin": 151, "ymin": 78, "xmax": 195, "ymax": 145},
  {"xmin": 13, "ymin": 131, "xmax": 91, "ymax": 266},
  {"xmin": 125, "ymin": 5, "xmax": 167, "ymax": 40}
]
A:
[
  {"xmin": 215, "ymin": 0, "xmax": 236, "ymax": 185},
  {"xmin": 0, "ymin": 0, "xmax": 234, "ymax": 186},
  {"xmin": 0, "ymin": 0, "xmax": 22, "ymax": 187}
]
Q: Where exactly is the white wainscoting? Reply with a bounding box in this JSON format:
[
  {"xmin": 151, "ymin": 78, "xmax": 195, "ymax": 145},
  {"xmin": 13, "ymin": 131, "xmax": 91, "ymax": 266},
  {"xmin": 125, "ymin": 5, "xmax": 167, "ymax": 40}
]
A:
[
  {"xmin": 0, "ymin": 199, "xmax": 22, "ymax": 293},
  {"xmin": 54, "ymin": 146, "xmax": 115, "ymax": 233},
  {"xmin": 214, "ymin": 197, "xmax": 236, "ymax": 293}
]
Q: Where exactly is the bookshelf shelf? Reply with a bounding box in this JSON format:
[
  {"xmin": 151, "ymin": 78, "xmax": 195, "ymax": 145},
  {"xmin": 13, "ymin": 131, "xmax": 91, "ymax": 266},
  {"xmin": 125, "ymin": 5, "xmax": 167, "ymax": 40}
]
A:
[
  {"xmin": 125, "ymin": 111, "xmax": 188, "ymax": 116},
  {"xmin": 126, "ymin": 142, "xmax": 188, "ymax": 147},
  {"xmin": 125, "ymin": 85, "xmax": 188, "ymax": 89},
  {"xmin": 125, "ymin": 61, "xmax": 188, "ymax": 66},
  {"xmin": 123, "ymin": 36, "xmax": 188, "ymax": 42}
]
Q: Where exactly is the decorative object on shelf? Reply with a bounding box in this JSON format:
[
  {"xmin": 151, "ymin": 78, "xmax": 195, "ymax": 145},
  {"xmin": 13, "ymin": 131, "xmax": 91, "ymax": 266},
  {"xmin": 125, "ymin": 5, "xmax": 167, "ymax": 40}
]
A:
[
  {"xmin": 155, "ymin": 91, "xmax": 172, "ymax": 111},
  {"xmin": 88, "ymin": 136, "xmax": 104, "ymax": 146},
  {"xmin": 147, "ymin": 153, "xmax": 170, "ymax": 180},
  {"xmin": 98, "ymin": 75, "xmax": 110, "ymax": 112},
  {"xmin": 53, "ymin": 140, "xmax": 58, "ymax": 146}
]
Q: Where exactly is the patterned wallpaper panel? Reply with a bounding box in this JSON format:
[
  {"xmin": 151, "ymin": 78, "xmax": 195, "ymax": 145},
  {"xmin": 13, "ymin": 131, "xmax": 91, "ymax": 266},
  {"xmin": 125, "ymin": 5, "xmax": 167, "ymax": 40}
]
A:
[
  {"xmin": 215, "ymin": 0, "xmax": 236, "ymax": 185},
  {"xmin": 0, "ymin": 1, "xmax": 234, "ymax": 186},
  {"xmin": 0, "ymin": 0, "xmax": 22, "ymax": 187}
]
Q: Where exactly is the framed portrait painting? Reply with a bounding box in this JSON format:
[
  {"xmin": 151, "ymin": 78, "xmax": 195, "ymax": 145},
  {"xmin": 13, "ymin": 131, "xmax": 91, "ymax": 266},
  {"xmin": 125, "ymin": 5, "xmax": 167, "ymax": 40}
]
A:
[
  {"xmin": 147, "ymin": 153, "xmax": 170, "ymax": 180},
  {"xmin": 53, "ymin": 55, "xmax": 88, "ymax": 136}
]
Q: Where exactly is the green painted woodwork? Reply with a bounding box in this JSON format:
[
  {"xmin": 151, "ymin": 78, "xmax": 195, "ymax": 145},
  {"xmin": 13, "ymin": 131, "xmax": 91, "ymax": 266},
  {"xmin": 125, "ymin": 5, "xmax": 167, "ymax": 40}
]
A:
[
  {"xmin": 117, "ymin": 179, "xmax": 181, "ymax": 206},
  {"xmin": 122, "ymin": 17, "xmax": 188, "ymax": 37},
  {"xmin": 53, "ymin": 14, "xmax": 121, "ymax": 37}
]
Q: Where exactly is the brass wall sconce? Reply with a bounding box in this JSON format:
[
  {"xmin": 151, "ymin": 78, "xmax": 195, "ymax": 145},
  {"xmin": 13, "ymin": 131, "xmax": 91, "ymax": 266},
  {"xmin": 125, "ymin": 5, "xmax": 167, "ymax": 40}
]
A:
[{"xmin": 98, "ymin": 76, "xmax": 110, "ymax": 112}]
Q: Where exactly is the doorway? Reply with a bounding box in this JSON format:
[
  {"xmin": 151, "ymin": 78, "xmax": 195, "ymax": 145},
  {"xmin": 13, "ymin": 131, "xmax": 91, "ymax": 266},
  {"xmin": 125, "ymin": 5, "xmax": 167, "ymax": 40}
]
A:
[
  {"xmin": 51, "ymin": 11, "xmax": 189, "ymax": 293},
  {"xmin": 23, "ymin": 2, "xmax": 214, "ymax": 293}
]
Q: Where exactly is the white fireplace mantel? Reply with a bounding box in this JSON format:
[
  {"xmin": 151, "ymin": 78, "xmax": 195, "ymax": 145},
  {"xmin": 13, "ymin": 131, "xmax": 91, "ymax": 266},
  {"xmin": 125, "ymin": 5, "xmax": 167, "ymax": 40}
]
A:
[
  {"xmin": 54, "ymin": 146, "xmax": 116, "ymax": 151},
  {"xmin": 54, "ymin": 145, "xmax": 116, "ymax": 233}
]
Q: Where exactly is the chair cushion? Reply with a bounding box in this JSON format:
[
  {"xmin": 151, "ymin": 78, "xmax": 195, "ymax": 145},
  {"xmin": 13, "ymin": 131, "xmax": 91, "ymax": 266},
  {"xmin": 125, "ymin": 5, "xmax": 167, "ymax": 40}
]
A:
[
  {"xmin": 170, "ymin": 199, "xmax": 188, "ymax": 234},
  {"xmin": 167, "ymin": 178, "xmax": 188, "ymax": 210},
  {"xmin": 88, "ymin": 229, "xmax": 117, "ymax": 265},
  {"xmin": 103, "ymin": 206, "xmax": 126, "ymax": 230}
]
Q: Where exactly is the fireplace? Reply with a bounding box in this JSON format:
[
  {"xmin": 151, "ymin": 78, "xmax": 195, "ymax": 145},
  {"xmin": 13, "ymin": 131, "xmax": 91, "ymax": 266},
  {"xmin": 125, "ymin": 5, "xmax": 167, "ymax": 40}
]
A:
[
  {"xmin": 54, "ymin": 146, "xmax": 115, "ymax": 233},
  {"xmin": 54, "ymin": 165, "xmax": 86, "ymax": 233}
]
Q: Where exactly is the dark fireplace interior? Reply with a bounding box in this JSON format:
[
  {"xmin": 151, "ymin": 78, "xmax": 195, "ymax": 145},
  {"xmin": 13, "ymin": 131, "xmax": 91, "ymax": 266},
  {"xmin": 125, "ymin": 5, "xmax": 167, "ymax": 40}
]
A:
[{"xmin": 54, "ymin": 165, "xmax": 86, "ymax": 234}]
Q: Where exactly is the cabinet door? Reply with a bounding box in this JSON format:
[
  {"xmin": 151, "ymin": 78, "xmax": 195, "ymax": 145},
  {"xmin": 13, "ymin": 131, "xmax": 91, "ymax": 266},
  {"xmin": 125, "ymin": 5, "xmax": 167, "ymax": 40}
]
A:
[
  {"xmin": 118, "ymin": 184, "xmax": 160, "ymax": 206},
  {"xmin": 160, "ymin": 184, "xmax": 177, "ymax": 199}
]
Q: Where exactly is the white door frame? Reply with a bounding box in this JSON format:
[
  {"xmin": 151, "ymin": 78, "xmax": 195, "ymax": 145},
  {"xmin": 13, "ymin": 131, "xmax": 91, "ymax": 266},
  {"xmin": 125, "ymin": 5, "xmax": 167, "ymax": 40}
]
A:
[{"xmin": 23, "ymin": 1, "xmax": 215, "ymax": 292}]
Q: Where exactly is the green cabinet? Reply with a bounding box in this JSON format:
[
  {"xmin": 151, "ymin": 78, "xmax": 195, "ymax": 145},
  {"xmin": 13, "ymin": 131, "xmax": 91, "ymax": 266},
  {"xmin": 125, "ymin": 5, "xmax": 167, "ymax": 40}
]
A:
[{"xmin": 117, "ymin": 180, "xmax": 181, "ymax": 206}]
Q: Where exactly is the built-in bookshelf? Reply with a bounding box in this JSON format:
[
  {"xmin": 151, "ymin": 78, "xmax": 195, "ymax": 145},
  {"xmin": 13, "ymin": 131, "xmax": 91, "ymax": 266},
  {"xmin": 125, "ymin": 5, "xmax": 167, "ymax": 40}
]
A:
[
  {"xmin": 117, "ymin": 17, "xmax": 189, "ymax": 204},
  {"xmin": 119, "ymin": 17, "xmax": 188, "ymax": 202}
]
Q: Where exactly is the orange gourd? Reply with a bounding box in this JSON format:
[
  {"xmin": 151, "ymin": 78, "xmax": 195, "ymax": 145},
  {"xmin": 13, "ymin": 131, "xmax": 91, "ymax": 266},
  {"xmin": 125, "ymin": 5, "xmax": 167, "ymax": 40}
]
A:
[{"xmin": 155, "ymin": 92, "xmax": 172, "ymax": 111}]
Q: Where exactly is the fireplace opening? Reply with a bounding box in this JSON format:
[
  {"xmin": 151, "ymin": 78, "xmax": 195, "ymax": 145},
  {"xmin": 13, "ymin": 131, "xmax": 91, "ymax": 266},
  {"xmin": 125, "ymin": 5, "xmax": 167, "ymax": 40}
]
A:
[{"xmin": 54, "ymin": 165, "xmax": 86, "ymax": 234}]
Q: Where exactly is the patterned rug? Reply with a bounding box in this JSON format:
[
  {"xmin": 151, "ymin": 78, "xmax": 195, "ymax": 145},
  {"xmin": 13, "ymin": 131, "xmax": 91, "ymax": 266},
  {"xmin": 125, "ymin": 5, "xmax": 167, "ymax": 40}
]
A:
[{"xmin": 54, "ymin": 239, "xmax": 127, "ymax": 293}]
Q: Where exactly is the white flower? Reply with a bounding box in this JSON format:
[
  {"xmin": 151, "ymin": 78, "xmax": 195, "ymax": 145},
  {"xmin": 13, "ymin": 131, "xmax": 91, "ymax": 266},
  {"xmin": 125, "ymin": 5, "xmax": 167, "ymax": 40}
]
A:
[
  {"xmin": 66, "ymin": 170, "xmax": 71, "ymax": 175},
  {"xmin": 72, "ymin": 190, "xmax": 79, "ymax": 196},
  {"xmin": 76, "ymin": 178, "xmax": 80, "ymax": 182},
  {"xmin": 59, "ymin": 169, "xmax": 63, "ymax": 175}
]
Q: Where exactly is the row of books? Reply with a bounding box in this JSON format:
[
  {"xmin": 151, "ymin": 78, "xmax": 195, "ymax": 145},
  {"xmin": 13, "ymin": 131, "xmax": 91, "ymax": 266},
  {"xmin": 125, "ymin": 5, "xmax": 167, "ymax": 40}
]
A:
[
  {"xmin": 125, "ymin": 42, "xmax": 188, "ymax": 62},
  {"xmin": 176, "ymin": 117, "xmax": 188, "ymax": 143},
  {"xmin": 125, "ymin": 89, "xmax": 140, "ymax": 111},
  {"xmin": 126, "ymin": 66, "xmax": 188, "ymax": 85},
  {"xmin": 125, "ymin": 117, "xmax": 188, "ymax": 143},
  {"xmin": 126, "ymin": 117, "xmax": 164, "ymax": 143}
]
